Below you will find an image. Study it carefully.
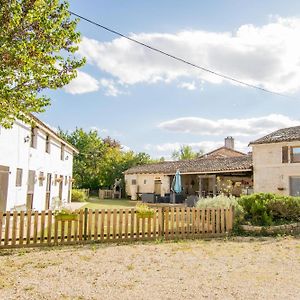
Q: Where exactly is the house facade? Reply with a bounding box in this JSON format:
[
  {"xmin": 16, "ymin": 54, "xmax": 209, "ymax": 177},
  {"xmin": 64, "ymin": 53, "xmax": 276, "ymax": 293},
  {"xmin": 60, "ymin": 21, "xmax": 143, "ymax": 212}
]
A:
[
  {"xmin": 0, "ymin": 115, "xmax": 78, "ymax": 211},
  {"xmin": 250, "ymin": 126, "xmax": 300, "ymax": 196},
  {"xmin": 125, "ymin": 137, "xmax": 253, "ymax": 200}
]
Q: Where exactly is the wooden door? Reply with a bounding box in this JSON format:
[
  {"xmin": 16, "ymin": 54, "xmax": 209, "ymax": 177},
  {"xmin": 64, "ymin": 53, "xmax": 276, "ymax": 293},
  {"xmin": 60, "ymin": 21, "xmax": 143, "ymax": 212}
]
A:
[
  {"xmin": 45, "ymin": 173, "xmax": 51, "ymax": 209},
  {"xmin": 0, "ymin": 165, "xmax": 9, "ymax": 211},
  {"xmin": 27, "ymin": 170, "xmax": 35, "ymax": 210},
  {"xmin": 154, "ymin": 180, "xmax": 162, "ymax": 195}
]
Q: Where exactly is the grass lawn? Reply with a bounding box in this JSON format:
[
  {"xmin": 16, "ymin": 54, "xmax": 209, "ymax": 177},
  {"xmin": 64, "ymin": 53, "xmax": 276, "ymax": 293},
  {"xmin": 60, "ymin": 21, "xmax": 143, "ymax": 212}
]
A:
[{"xmin": 81, "ymin": 197, "xmax": 137, "ymax": 210}]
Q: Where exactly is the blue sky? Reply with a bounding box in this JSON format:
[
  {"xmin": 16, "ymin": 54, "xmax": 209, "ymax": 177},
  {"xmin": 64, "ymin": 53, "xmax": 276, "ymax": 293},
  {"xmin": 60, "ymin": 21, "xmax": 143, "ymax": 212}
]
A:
[{"xmin": 41, "ymin": 0, "xmax": 300, "ymax": 158}]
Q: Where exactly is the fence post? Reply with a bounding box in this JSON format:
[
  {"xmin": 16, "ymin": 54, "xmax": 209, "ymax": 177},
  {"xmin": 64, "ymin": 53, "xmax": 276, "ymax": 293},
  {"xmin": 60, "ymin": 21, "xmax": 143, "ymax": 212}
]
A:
[{"xmin": 84, "ymin": 208, "xmax": 88, "ymax": 240}]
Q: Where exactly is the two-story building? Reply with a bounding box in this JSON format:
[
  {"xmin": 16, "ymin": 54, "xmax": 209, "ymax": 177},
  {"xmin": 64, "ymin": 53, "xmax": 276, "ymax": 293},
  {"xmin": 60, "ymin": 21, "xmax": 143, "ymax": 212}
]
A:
[
  {"xmin": 249, "ymin": 126, "xmax": 300, "ymax": 196},
  {"xmin": 0, "ymin": 115, "xmax": 78, "ymax": 211}
]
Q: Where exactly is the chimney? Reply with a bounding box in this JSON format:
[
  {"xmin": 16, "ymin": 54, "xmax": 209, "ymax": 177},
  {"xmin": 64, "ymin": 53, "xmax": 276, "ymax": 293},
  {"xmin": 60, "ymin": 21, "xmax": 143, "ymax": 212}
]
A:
[{"xmin": 225, "ymin": 136, "xmax": 234, "ymax": 149}]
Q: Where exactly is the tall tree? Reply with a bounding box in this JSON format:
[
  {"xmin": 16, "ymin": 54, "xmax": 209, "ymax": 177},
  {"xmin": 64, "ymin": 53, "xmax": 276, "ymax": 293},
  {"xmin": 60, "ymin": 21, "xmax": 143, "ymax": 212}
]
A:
[
  {"xmin": 0, "ymin": 0, "xmax": 85, "ymax": 128},
  {"xmin": 172, "ymin": 145, "xmax": 203, "ymax": 160},
  {"xmin": 60, "ymin": 128, "xmax": 154, "ymax": 190}
]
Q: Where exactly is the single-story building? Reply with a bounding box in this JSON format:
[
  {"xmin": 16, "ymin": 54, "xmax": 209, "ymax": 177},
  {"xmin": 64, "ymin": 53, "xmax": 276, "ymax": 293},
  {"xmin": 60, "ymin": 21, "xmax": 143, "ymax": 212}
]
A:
[
  {"xmin": 0, "ymin": 114, "xmax": 78, "ymax": 211},
  {"xmin": 125, "ymin": 126, "xmax": 300, "ymax": 199},
  {"xmin": 125, "ymin": 137, "xmax": 253, "ymax": 200}
]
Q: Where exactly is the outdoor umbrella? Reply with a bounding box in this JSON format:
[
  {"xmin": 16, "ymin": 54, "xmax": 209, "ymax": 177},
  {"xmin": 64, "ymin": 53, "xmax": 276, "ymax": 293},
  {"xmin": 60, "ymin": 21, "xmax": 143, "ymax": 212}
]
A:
[{"xmin": 171, "ymin": 170, "xmax": 182, "ymax": 203}]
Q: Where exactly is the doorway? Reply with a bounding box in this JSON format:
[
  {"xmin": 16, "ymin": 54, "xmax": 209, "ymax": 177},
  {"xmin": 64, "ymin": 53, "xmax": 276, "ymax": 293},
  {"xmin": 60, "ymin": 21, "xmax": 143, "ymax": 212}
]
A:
[
  {"xmin": 154, "ymin": 180, "xmax": 162, "ymax": 195},
  {"xmin": 0, "ymin": 165, "xmax": 9, "ymax": 211}
]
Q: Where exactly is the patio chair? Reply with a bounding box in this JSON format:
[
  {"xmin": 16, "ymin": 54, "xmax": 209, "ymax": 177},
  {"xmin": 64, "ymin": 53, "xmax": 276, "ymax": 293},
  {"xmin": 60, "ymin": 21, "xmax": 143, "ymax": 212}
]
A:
[{"xmin": 186, "ymin": 195, "xmax": 198, "ymax": 207}]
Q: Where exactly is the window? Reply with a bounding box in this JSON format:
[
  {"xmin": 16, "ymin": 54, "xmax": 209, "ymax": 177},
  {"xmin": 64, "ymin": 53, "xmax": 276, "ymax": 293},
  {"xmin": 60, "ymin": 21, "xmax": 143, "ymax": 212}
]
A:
[
  {"xmin": 45, "ymin": 134, "xmax": 50, "ymax": 153},
  {"xmin": 39, "ymin": 171, "xmax": 44, "ymax": 186},
  {"xmin": 132, "ymin": 179, "xmax": 136, "ymax": 185},
  {"xmin": 291, "ymin": 147, "xmax": 300, "ymax": 163},
  {"xmin": 16, "ymin": 168, "xmax": 23, "ymax": 187},
  {"xmin": 61, "ymin": 143, "xmax": 65, "ymax": 160},
  {"xmin": 282, "ymin": 146, "xmax": 289, "ymax": 163},
  {"xmin": 30, "ymin": 127, "xmax": 37, "ymax": 148}
]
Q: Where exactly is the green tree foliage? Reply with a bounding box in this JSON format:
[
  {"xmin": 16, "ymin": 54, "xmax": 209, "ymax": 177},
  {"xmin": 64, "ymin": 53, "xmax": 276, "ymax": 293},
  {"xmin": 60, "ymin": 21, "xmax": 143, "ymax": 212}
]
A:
[
  {"xmin": 172, "ymin": 145, "xmax": 202, "ymax": 160},
  {"xmin": 0, "ymin": 0, "xmax": 85, "ymax": 128},
  {"xmin": 60, "ymin": 128, "xmax": 153, "ymax": 190}
]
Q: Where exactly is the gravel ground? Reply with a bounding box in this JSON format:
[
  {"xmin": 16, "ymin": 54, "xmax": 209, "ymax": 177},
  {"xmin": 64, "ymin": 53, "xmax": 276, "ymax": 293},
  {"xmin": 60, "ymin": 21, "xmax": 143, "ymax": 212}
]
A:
[{"xmin": 0, "ymin": 237, "xmax": 300, "ymax": 300}]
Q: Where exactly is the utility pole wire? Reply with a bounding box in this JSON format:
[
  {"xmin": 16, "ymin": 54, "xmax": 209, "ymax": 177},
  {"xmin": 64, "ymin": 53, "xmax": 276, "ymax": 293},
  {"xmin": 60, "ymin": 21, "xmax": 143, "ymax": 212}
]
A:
[{"xmin": 69, "ymin": 10, "xmax": 294, "ymax": 99}]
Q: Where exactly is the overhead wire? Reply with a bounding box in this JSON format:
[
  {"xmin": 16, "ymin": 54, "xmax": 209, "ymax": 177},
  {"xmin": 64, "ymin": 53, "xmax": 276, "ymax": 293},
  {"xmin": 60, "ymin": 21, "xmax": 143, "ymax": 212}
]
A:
[{"xmin": 69, "ymin": 10, "xmax": 295, "ymax": 100}]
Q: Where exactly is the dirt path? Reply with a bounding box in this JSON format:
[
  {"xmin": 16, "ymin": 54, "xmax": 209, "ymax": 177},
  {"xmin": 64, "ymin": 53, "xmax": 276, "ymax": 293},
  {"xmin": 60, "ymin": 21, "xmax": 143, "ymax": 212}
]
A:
[{"xmin": 0, "ymin": 237, "xmax": 299, "ymax": 299}]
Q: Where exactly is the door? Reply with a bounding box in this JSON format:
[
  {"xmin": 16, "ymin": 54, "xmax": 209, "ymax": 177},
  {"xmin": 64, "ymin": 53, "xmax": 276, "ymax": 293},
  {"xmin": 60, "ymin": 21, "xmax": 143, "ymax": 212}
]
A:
[
  {"xmin": 45, "ymin": 173, "xmax": 51, "ymax": 210},
  {"xmin": 154, "ymin": 180, "xmax": 162, "ymax": 195},
  {"xmin": 290, "ymin": 176, "xmax": 300, "ymax": 196},
  {"xmin": 27, "ymin": 170, "xmax": 35, "ymax": 210},
  {"xmin": 0, "ymin": 166, "xmax": 9, "ymax": 211}
]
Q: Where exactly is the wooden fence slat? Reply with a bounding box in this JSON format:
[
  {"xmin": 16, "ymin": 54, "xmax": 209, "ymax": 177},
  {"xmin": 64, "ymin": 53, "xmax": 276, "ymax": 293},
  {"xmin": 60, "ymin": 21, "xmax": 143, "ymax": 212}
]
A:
[
  {"xmin": 100, "ymin": 209, "xmax": 105, "ymax": 241},
  {"xmin": 211, "ymin": 209, "xmax": 216, "ymax": 234},
  {"xmin": 175, "ymin": 208, "xmax": 179, "ymax": 237},
  {"xmin": 124, "ymin": 209, "xmax": 129, "ymax": 239},
  {"xmin": 180, "ymin": 208, "xmax": 184, "ymax": 239},
  {"xmin": 147, "ymin": 216, "xmax": 151, "ymax": 239},
  {"xmin": 67, "ymin": 220, "xmax": 72, "ymax": 242},
  {"xmin": 74, "ymin": 218, "xmax": 78, "ymax": 242},
  {"xmin": 107, "ymin": 210, "xmax": 111, "ymax": 240},
  {"xmin": 33, "ymin": 211, "xmax": 39, "ymax": 244},
  {"xmin": 186, "ymin": 208, "xmax": 190, "ymax": 238},
  {"xmin": 40, "ymin": 211, "xmax": 45, "ymax": 244},
  {"xmin": 54, "ymin": 217, "xmax": 58, "ymax": 244},
  {"xmin": 158, "ymin": 208, "xmax": 162, "ymax": 238},
  {"xmin": 19, "ymin": 211, "xmax": 24, "ymax": 245},
  {"xmin": 216, "ymin": 208, "xmax": 220, "ymax": 234},
  {"xmin": 191, "ymin": 208, "xmax": 196, "ymax": 238},
  {"xmin": 47, "ymin": 211, "xmax": 52, "ymax": 244},
  {"xmin": 26, "ymin": 210, "xmax": 31, "ymax": 245},
  {"xmin": 164, "ymin": 208, "xmax": 169, "ymax": 240},
  {"xmin": 170, "ymin": 207, "xmax": 174, "ymax": 239},
  {"xmin": 61, "ymin": 220, "xmax": 65, "ymax": 243},
  {"xmin": 4, "ymin": 212, "xmax": 10, "ymax": 246},
  {"xmin": 0, "ymin": 211, "xmax": 3, "ymax": 246},
  {"xmin": 11, "ymin": 211, "xmax": 18, "ymax": 246},
  {"xmin": 94, "ymin": 209, "xmax": 99, "ymax": 241},
  {"xmin": 130, "ymin": 209, "xmax": 134, "ymax": 240},
  {"xmin": 220, "ymin": 208, "xmax": 225, "ymax": 233},
  {"xmin": 88, "ymin": 209, "xmax": 93, "ymax": 240},
  {"xmin": 112, "ymin": 209, "xmax": 117, "ymax": 240},
  {"xmin": 118, "ymin": 209, "xmax": 123, "ymax": 240},
  {"xmin": 152, "ymin": 209, "xmax": 157, "ymax": 238},
  {"xmin": 141, "ymin": 217, "xmax": 145, "ymax": 238},
  {"xmin": 201, "ymin": 209, "xmax": 205, "ymax": 235},
  {"xmin": 196, "ymin": 209, "xmax": 201, "ymax": 236},
  {"xmin": 78, "ymin": 210, "xmax": 83, "ymax": 241}
]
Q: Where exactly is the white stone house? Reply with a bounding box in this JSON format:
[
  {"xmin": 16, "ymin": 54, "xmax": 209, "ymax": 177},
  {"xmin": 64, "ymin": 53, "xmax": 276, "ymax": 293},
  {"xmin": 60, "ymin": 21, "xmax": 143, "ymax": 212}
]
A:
[
  {"xmin": 249, "ymin": 126, "xmax": 300, "ymax": 196},
  {"xmin": 0, "ymin": 115, "xmax": 78, "ymax": 211}
]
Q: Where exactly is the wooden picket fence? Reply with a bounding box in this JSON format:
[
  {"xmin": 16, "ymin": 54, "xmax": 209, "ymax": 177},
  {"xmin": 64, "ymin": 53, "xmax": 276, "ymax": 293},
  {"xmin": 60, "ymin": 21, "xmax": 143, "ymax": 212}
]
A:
[{"xmin": 0, "ymin": 207, "xmax": 234, "ymax": 249}]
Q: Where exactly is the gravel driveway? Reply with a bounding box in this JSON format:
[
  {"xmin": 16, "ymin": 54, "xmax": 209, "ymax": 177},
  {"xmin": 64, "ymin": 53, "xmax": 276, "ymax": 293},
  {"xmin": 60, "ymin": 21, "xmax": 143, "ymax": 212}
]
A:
[{"xmin": 0, "ymin": 237, "xmax": 299, "ymax": 299}]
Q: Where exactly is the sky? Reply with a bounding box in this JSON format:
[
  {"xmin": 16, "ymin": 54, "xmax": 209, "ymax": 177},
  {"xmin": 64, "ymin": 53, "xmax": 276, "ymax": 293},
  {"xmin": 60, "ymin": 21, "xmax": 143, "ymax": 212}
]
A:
[{"xmin": 41, "ymin": 0, "xmax": 300, "ymax": 159}]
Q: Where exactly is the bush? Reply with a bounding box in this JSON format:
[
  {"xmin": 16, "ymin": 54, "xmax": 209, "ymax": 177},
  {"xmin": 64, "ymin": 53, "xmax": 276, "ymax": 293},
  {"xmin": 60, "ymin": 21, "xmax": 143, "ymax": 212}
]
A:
[
  {"xmin": 71, "ymin": 189, "xmax": 87, "ymax": 202},
  {"xmin": 136, "ymin": 203, "xmax": 155, "ymax": 218},
  {"xmin": 196, "ymin": 194, "xmax": 244, "ymax": 225},
  {"xmin": 238, "ymin": 193, "xmax": 300, "ymax": 226}
]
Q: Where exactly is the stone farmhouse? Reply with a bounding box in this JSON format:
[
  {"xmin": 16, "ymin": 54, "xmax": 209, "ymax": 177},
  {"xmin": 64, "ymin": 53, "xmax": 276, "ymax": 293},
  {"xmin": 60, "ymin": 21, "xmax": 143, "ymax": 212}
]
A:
[
  {"xmin": 125, "ymin": 126, "xmax": 300, "ymax": 200},
  {"xmin": 0, "ymin": 115, "xmax": 78, "ymax": 211}
]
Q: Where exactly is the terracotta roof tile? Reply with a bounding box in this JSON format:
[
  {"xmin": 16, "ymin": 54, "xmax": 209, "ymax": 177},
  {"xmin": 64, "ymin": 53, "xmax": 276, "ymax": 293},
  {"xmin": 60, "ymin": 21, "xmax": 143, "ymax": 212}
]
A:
[
  {"xmin": 125, "ymin": 154, "xmax": 252, "ymax": 175},
  {"xmin": 249, "ymin": 126, "xmax": 300, "ymax": 145}
]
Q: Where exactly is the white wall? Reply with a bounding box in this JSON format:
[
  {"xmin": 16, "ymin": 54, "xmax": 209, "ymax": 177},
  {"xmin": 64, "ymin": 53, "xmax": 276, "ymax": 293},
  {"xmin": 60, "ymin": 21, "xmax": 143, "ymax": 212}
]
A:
[
  {"xmin": 252, "ymin": 142, "xmax": 300, "ymax": 195},
  {"xmin": 0, "ymin": 120, "xmax": 75, "ymax": 211}
]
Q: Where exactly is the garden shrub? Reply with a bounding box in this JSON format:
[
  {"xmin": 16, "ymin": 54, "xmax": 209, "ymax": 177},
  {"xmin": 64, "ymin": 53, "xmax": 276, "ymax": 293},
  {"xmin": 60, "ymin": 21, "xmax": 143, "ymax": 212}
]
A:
[
  {"xmin": 136, "ymin": 203, "xmax": 155, "ymax": 218},
  {"xmin": 71, "ymin": 189, "xmax": 87, "ymax": 202},
  {"xmin": 238, "ymin": 193, "xmax": 300, "ymax": 226},
  {"xmin": 196, "ymin": 194, "xmax": 244, "ymax": 225}
]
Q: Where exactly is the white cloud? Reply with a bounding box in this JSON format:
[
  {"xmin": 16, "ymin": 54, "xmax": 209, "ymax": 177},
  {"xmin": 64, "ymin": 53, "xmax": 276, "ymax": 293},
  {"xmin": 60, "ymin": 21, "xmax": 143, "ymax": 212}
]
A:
[
  {"xmin": 178, "ymin": 81, "xmax": 197, "ymax": 90},
  {"xmin": 79, "ymin": 17, "xmax": 300, "ymax": 93},
  {"xmin": 99, "ymin": 79, "xmax": 124, "ymax": 97},
  {"xmin": 158, "ymin": 114, "xmax": 300, "ymax": 136},
  {"xmin": 63, "ymin": 71, "xmax": 99, "ymax": 94},
  {"xmin": 121, "ymin": 144, "xmax": 131, "ymax": 152}
]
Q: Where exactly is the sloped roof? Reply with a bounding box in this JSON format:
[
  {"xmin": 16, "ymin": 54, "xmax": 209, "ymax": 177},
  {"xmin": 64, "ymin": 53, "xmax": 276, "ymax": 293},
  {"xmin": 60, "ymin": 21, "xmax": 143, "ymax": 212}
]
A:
[
  {"xmin": 124, "ymin": 154, "xmax": 252, "ymax": 175},
  {"xmin": 199, "ymin": 146, "xmax": 246, "ymax": 159},
  {"xmin": 249, "ymin": 126, "xmax": 300, "ymax": 145}
]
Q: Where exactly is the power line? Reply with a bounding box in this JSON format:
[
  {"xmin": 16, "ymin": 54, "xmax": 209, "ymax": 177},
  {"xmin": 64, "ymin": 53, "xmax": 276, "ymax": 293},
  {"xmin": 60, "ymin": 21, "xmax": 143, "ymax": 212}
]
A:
[{"xmin": 69, "ymin": 10, "xmax": 294, "ymax": 99}]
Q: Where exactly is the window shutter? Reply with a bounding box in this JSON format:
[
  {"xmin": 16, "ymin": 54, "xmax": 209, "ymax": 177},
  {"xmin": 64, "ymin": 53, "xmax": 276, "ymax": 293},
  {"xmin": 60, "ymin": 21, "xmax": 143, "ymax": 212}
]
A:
[{"xmin": 282, "ymin": 146, "xmax": 288, "ymax": 163}]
